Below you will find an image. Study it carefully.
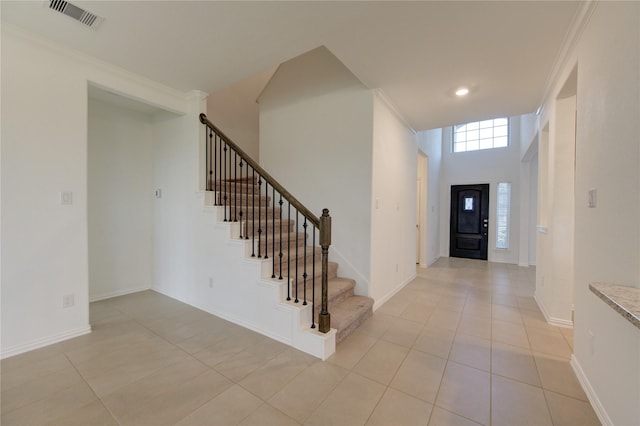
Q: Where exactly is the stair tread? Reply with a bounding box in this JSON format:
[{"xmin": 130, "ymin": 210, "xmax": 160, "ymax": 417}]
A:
[{"xmin": 331, "ymin": 295, "xmax": 374, "ymax": 343}]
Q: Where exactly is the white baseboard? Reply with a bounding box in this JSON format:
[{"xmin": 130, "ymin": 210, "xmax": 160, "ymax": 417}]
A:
[
  {"xmin": 1, "ymin": 325, "xmax": 92, "ymax": 360},
  {"xmin": 373, "ymin": 273, "xmax": 417, "ymax": 311},
  {"xmin": 570, "ymin": 355, "xmax": 613, "ymax": 426},
  {"xmin": 89, "ymin": 286, "xmax": 152, "ymax": 302},
  {"xmin": 534, "ymin": 293, "xmax": 574, "ymax": 328}
]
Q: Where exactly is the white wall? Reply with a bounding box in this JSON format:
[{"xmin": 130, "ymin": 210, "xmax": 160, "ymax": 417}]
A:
[
  {"xmin": 152, "ymin": 94, "xmax": 205, "ymax": 302},
  {"xmin": 536, "ymin": 95, "xmax": 576, "ymax": 326},
  {"xmin": 370, "ymin": 94, "xmax": 418, "ymax": 305},
  {"xmin": 88, "ymin": 98, "xmax": 154, "ymax": 301},
  {"xmin": 439, "ymin": 119, "xmax": 523, "ymax": 264},
  {"xmin": 417, "ymin": 128, "xmax": 443, "ymax": 267},
  {"xmin": 259, "ymin": 47, "xmax": 374, "ymax": 295},
  {"xmin": 0, "ymin": 27, "xmax": 189, "ymax": 358},
  {"xmin": 206, "ymin": 67, "xmax": 275, "ymax": 161},
  {"xmin": 544, "ymin": 2, "xmax": 640, "ymax": 424}
]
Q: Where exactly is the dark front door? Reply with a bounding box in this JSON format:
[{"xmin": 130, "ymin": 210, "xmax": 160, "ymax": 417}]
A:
[{"xmin": 450, "ymin": 184, "xmax": 489, "ymax": 260}]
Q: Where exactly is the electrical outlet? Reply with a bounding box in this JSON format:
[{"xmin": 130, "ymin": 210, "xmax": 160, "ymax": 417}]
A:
[
  {"xmin": 395, "ymin": 264, "xmax": 399, "ymax": 273},
  {"xmin": 208, "ymin": 277, "xmax": 213, "ymax": 288},
  {"xmin": 62, "ymin": 294, "xmax": 75, "ymax": 308}
]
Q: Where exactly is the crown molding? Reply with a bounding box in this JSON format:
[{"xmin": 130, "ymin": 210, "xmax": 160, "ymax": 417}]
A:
[{"xmin": 537, "ymin": 0, "xmax": 598, "ymax": 110}]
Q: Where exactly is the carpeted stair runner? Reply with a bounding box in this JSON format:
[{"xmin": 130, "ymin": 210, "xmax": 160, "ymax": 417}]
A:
[{"xmin": 215, "ymin": 178, "xmax": 373, "ymax": 344}]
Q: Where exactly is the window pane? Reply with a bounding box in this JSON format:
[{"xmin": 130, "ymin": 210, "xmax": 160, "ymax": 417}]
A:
[
  {"xmin": 494, "ymin": 136, "xmax": 508, "ymax": 147},
  {"xmin": 452, "ymin": 117, "xmax": 509, "ymax": 153},
  {"xmin": 455, "ymin": 132, "xmax": 466, "ymax": 143},
  {"xmin": 479, "ymin": 128, "xmax": 493, "ymax": 139},
  {"xmin": 496, "ymin": 182, "xmax": 511, "ymax": 249},
  {"xmin": 494, "ymin": 125, "xmax": 508, "ymax": 137},
  {"xmin": 479, "ymin": 138, "xmax": 493, "ymax": 149}
]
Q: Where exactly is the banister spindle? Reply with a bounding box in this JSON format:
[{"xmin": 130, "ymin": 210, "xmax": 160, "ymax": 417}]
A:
[
  {"xmin": 233, "ymin": 152, "xmax": 238, "ymax": 222},
  {"xmin": 264, "ymin": 182, "xmax": 269, "ymax": 260},
  {"xmin": 271, "ymin": 187, "xmax": 276, "ymax": 278},
  {"xmin": 294, "ymin": 210, "xmax": 299, "ymax": 303},
  {"xmin": 223, "ymin": 142, "xmax": 228, "ymax": 222},
  {"xmin": 311, "ymin": 231, "xmax": 316, "ymax": 329},
  {"xmin": 238, "ymin": 159, "xmax": 244, "ymax": 239},
  {"xmin": 257, "ymin": 176, "xmax": 262, "ymax": 258},
  {"xmin": 287, "ymin": 202, "xmax": 291, "ymax": 301},
  {"xmin": 278, "ymin": 194, "xmax": 283, "ymax": 280},
  {"xmin": 251, "ymin": 168, "xmax": 256, "ymax": 257},
  {"xmin": 303, "ymin": 218, "xmax": 308, "ymax": 306}
]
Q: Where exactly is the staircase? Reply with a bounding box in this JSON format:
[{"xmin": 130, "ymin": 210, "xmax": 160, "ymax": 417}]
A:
[
  {"xmin": 212, "ymin": 177, "xmax": 374, "ymax": 344},
  {"xmin": 201, "ymin": 113, "xmax": 373, "ymax": 350}
]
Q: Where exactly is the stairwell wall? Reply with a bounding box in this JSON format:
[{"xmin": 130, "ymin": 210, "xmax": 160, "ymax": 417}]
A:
[
  {"xmin": 370, "ymin": 93, "xmax": 418, "ymax": 305},
  {"xmin": 260, "ymin": 91, "xmax": 374, "ymax": 295}
]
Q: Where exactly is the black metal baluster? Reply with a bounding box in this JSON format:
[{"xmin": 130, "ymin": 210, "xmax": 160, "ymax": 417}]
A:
[
  {"xmin": 311, "ymin": 231, "xmax": 316, "ymax": 329},
  {"xmin": 287, "ymin": 202, "xmax": 291, "ymax": 301},
  {"xmin": 212, "ymin": 131, "xmax": 217, "ymax": 202},
  {"xmin": 206, "ymin": 128, "xmax": 210, "ymax": 191},
  {"xmin": 238, "ymin": 158, "xmax": 244, "ymax": 239},
  {"xmin": 245, "ymin": 164, "xmax": 250, "ymax": 240},
  {"xmin": 295, "ymin": 210, "xmax": 299, "ymax": 303},
  {"xmin": 251, "ymin": 168, "xmax": 256, "ymax": 257},
  {"xmin": 257, "ymin": 176, "xmax": 262, "ymax": 258},
  {"xmin": 278, "ymin": 194, "xmax": 283, "ymax": 280},
  {"xmin": 233, "ymin": 152, "xmax": 238, "ymax": 222},
  {"xmin": 303, "ymin": 218, "xmax": 308, "ymax": 306},
  {"xmin": 271, "ymin": 187, "xmax": 276, "ymax": 278},
  {"xmin": 264, "ymin": 182, "xmax": 269, "ymax": 260},
  {"xmin": 227, "ymin": 141, "xmax": 232, "ymax": 221},
  {"xmin": 223, "ymin": 141, "xmax": 228, "ymax": 221},
  {"xmin": 218, "ymin": 134, "xmax": 222, "ymax": 206}
]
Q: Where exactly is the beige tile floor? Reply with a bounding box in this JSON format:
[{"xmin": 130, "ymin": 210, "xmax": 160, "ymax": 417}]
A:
[{"xmin": 1, "ymin": 257, "xmax": 601, "ymax": 425}]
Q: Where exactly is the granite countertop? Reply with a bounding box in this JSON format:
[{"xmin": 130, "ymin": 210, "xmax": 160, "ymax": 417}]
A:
[{"xmin": 589, "ymin": 283, "xmax": 640, "ymax": 330}]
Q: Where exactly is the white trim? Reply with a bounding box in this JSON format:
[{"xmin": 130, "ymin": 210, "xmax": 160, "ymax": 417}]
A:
[
  {"xmin": 534, "ymin": 293, "xmax": 574, "ymax": 328},
  {"xmin": 537, "ymin": 1, "xmax": 598, "ymax": 111},
  {"xmin": 3, "ymin": 24, "xmax": 190, "ymax": 115},
  {"xmin": 373, "ymin": 89, "xmax": 416, "ymax": 134},
  {"xmin": 570, "ymin": 355, "xmax": 614, "ymax": 426},
  {"xmin": 89, "ymin": 286, "xmax": 151, "ymax": 302},
  {"xmin": 373, "ymin": 273, "xmax": 417, "ymax": 311},
  {"xmin": 0, "ymin": 326, "xmax": 92, "ymax": 360}
]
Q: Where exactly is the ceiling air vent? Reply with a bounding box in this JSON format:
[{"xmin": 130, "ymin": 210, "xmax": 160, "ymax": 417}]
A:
[{"xmin": 46, "ymin": 0, "xmax": 104, "ymax": 29}]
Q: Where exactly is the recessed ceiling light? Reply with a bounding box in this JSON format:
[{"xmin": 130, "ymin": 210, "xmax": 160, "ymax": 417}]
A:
[{"xmin": 455, "ymin": 87, "xmax": 470, "ymax": 97}]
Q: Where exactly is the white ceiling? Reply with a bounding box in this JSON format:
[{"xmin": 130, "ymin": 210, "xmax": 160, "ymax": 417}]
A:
[{"xmin": 2, "ymin": 1, "xmax": 581, "ymax": 131}]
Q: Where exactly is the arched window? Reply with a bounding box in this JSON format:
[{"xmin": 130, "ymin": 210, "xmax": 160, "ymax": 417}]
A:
[{"xmin": 453, "ymin": 118, "xmax": 509, "ymax": 153}]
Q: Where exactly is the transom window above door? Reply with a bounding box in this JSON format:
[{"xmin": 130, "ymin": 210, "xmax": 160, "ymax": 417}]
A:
[{"xmin": 453, "ymin": 118, "xmax": 509, "ymax": 153}]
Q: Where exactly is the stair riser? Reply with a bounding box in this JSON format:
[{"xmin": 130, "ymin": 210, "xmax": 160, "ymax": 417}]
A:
[
  {"xmin": 298, "ymin": 286, "xmax": 355, "ymax": 314},
  {"xmin": 210, "ymin": 183, "xmax": 260, "ymax": 195},
  {"xmin": 241, "ymin": 220, "xmax": 294, "ymax": 237},
  {"xmin": 272, "ymin": 251, "xmax": 322, "ymax": 274},
  {"xmin": 216, "ymin": 194, "xmax": 271, "ymax": 205}
]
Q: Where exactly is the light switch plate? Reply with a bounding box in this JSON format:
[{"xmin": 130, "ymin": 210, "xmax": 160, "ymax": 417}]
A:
[
  {"xmin": 60, "ymin": 191, "xmax": 73, "ymax": 205},
  {"xmin": 588, "ymin": 188, "xmax": 597, "ymax": 208}
]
